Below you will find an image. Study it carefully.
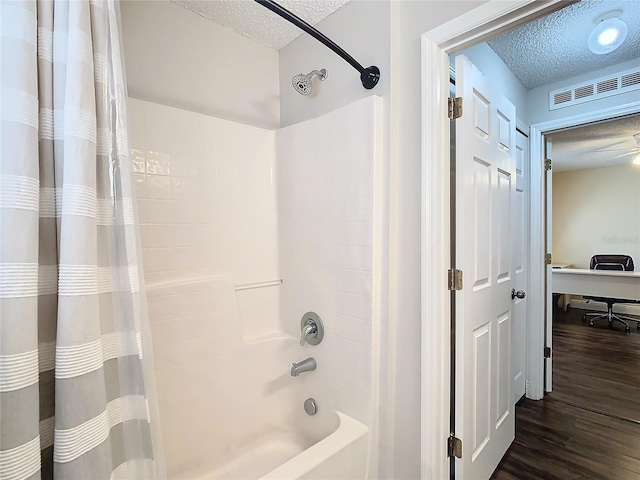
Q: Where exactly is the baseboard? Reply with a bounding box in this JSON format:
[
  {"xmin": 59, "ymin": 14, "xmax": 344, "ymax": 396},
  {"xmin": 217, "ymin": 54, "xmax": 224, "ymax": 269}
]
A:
[{"xmin": 569, "ymin": 298, "xmax": 640, "ymax": 317}]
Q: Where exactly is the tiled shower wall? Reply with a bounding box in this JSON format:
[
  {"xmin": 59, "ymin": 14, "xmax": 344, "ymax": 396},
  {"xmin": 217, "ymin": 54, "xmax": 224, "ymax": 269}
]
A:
[
  {"xmin": 129, "ymin": 96, "xmax": 382, "ymax": 476},
  {"xmin": 128, "ymin": 98, "xmax": 281, "ymax": 475},
  {"xmin": 277, "ymin": 96, "xmax": 383, "ymax": 476},
  {"xmin": 128, "ymin": 98, "xmax": 280, "ymax": 339}
]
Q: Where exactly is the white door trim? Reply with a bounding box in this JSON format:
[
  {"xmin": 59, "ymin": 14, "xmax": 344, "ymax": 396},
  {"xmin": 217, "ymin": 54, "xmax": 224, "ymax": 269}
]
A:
[
  {"xmin": 531, "ymin": 101, "xmax": 640, "ymax": 394},
  {"xmin": 420, "ymin": 1, "xmax": 567, "ymax": 478}
]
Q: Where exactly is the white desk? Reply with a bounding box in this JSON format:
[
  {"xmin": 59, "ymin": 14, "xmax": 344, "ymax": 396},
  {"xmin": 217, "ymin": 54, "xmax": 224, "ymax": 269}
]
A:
[{"xmin": 552, "ymin": 268, "xmax": 640, "ymax": 299}]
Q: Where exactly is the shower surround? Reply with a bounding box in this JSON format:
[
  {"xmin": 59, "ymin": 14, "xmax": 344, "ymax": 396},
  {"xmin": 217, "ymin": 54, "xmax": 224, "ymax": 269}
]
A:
[{"xmin": 129, "ymin": 96, "xmax": 382, "ymax": 478}]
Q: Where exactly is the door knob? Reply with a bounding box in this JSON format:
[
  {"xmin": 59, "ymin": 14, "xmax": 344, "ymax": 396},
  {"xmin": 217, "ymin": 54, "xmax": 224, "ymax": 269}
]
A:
[{"xmin": 511, "ymin": 289, "xmax": 526, "ymax": 300}]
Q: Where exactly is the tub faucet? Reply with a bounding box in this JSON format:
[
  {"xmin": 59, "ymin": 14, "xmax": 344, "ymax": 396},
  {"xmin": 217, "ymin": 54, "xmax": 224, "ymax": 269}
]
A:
[{"xmin": 291, "ymin": 357, "xmax": 317, "ymax": 377}]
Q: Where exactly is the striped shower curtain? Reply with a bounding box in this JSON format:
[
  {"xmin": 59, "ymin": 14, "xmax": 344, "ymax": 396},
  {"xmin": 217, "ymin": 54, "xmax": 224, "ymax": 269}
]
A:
[{"xmin": 0, "ymin": 1, "xmax": 162, "ymax": 478}]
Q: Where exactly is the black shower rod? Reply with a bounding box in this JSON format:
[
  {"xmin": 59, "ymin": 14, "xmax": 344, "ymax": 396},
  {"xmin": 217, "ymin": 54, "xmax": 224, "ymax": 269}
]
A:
[{"xmin": 254, "ymin": 0, "xmax": 380, "ymax": 90}]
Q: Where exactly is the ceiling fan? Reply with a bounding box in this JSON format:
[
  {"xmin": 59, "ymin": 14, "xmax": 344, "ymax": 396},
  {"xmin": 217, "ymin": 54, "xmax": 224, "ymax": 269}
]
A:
[{"xmin": 593, "ymin": 132, "xmax": 640, "ymax": 160}]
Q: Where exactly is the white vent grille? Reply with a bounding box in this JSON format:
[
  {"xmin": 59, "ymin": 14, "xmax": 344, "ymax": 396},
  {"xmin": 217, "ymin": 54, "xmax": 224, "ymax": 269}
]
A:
[
  {"xmin": 549, "ymin": 66, "xmax": 640, "ymax": 111},
  {"xmin": 596, "ymin": 78, "xmax": 618, "ymax": 94},
  {"xmin": 553, "ymin": 90, "xmax": 572, "ymax": 104},
  {"xmin": 621, "ymin": 71, "xmax": 640, "ymax": 88},
  {"xmin": 574, "ymin": 84, "xmax": 594, "ymax": 99}
]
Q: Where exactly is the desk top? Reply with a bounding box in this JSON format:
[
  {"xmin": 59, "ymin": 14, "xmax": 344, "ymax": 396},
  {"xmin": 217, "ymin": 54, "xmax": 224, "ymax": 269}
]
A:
[
  {"xmin": 552, "ymin": 268, "xmax": 640, "ymax": 298},
  {"xmin": 552, "ymin": 268, "xmax": 640, "ymax": 278}
]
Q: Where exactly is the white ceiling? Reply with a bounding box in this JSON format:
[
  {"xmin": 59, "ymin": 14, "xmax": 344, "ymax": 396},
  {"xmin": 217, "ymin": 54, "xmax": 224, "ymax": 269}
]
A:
[
  {"xmin": 170, "ymin": 0, "xmax": 350, "ymax": 50},
  {"xmin": 549, "ymin": 115, "xmax": 640, "ymax": 172},
  {"xmin": 487, "ymin": 0, "xmax": 640, "ymax": 89}
]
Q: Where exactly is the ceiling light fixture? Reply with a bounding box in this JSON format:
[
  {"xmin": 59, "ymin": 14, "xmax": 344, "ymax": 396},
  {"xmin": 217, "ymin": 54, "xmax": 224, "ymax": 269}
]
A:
[
  {"xmin": 633, "ymin": 153, "xmax": 640, "ymax": 166},
  {"xmin": 588, "ymin": 10, "xmax": 628, "ymax": 55}
]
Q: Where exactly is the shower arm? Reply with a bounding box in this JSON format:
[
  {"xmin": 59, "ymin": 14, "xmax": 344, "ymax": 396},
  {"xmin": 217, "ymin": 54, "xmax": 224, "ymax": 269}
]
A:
[{"xmin": 254, "ymin": 0, "xmax": 380, "ymax": 90}]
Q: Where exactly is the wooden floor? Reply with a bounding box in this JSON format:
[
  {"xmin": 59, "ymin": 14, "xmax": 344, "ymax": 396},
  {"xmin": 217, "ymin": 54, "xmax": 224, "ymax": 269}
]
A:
[{"xmin": 491, "ymin": 308, "xmax": 640, "ymax": 480}]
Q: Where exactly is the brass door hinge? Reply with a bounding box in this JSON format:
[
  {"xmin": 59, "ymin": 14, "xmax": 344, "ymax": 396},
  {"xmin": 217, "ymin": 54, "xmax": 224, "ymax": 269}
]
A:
[
  {"xmin": 448, "ymin": 97, "xmax": 463, "ymax": 119},
  {"xmin": 448, "ymin": 435, "xmax": 462, "ymax": 458},
  {"xmin": 545, "ymin": 253, "xmax": 552, "ymax": 265},
  {"xmin": 545, "ymin": 159, "xmax": 552, "ymax": 171},
  {"xmin": 448, "ymin": 269, "xmax": 463, "ymax": 291}
]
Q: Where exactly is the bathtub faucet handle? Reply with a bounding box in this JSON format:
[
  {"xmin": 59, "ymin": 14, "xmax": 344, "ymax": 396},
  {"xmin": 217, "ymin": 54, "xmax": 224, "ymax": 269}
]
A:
[
  {"xmin": 300, "ymin": 323, "xmax": 316, "ymax": 346},
  {"xmin": 299, "ymin": 312, "xmax": 324, "ymax": 346}
]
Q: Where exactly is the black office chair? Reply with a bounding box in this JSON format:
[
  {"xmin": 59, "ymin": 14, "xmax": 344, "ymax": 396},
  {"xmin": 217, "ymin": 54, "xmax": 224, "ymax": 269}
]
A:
[{"xmin": 582, "ymin": 254, "xmax": 640, "ymax": 333}]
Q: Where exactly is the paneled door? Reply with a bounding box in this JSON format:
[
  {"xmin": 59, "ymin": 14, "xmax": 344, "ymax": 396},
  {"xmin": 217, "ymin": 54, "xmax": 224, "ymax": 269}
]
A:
[{"xmin": 454, "ymin": 54, "xmax": 517, "ymax": 480}]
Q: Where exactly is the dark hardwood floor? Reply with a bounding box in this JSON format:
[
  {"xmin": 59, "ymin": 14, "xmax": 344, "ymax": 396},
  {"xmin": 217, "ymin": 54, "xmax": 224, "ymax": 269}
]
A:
[
  {"xmin": 551, "ymin": 307, "xmax": 640, "ymax": 423},
  {"xmin": 491, "ymin": 307, "xmax": 640, "ymax": 480}
]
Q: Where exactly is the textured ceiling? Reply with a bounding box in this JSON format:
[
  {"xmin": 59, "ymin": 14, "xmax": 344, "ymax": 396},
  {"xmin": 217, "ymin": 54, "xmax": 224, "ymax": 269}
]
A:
[
  {"xmin": 171, "ymin": 0, "xmax": 351, "ymax": 50},
  {"xmin": 549, "ymin": 115, "xmax": 640, "ymax": 172},
  {"xmin": 487, "ymin": 0, "xmax": 640, "ymax": 89}
]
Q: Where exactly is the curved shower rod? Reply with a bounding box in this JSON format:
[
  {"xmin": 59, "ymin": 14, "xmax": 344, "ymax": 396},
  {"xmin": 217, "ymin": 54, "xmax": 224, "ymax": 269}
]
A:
[{"xmin": 255, "ymin": 0, "xmax": 381, "ymax": 90}]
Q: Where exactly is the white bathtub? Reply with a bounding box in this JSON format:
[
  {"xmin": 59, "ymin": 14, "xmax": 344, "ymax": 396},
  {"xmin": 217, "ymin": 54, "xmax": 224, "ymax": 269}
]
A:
[
  {"xmin": 261, "ymin": 412, "xmax": 369, "ymax": 480},
  {"xmin": 198, "ymin": 411, "xmax": 368, "ymax": 480}
]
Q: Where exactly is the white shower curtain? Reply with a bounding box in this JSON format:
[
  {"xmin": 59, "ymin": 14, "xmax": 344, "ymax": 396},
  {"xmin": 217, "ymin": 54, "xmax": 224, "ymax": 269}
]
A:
[{"xmin": 0, "ymin": 1, "xmax": 163, "ymax": 478}]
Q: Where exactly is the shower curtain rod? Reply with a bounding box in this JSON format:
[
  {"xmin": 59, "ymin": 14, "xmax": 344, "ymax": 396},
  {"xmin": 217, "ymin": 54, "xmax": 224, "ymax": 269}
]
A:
[{"xmin": 254, "ymin": 0, "xmax": 380, "ymax": 90}]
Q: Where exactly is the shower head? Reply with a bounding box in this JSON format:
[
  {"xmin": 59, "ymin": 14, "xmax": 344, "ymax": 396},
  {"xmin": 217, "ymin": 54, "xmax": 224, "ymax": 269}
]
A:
[{"xmin": 292, "ymin": 69, "xmax": 327, "ymax": 95}]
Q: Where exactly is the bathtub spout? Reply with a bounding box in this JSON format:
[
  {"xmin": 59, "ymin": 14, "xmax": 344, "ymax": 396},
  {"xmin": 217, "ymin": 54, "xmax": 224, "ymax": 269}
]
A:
[{"xmin": 291, "ymin": 357, "xmax": 317, "ymax": 377}]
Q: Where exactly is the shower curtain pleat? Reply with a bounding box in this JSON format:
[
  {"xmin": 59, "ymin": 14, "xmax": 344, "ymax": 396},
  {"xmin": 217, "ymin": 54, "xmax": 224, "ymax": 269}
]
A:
[{"xmin": 0, "ymin": 1, "xmax": 163, "ymax": 478}]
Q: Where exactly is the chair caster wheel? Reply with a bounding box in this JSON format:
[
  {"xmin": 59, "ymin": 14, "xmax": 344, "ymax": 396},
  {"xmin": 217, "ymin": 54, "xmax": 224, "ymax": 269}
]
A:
[
  {"xmin": 582, "ymin": 314, "xmax": 586, "ymax": 321},
  {"xmin": 625, "ymin": 327, "xmax": 631, "ymax": 333}
]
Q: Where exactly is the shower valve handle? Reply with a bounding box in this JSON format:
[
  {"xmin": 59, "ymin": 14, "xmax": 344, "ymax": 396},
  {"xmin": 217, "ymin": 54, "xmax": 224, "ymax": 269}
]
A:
[
  {"xmin": 300, "ymin": 323, "xmax": 317, "ymax": 346},
  {"xmin": 299, "ymin": 312, "xmax": 324, "ymax": 346}
]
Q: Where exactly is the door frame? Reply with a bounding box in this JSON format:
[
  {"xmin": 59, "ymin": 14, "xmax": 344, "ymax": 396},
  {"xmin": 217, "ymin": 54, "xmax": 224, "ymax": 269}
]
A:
[
  {"xmin": 533, "ymin": 102, "xmax": 640, "ymax": 392},
  {"xmin": 420, "ymin": 1, "xmax": 570, "ymax": 478}
]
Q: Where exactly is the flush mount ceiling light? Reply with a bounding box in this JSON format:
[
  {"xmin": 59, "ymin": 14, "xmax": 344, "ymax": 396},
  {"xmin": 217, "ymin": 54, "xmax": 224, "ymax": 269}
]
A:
[{"xmin": 588, "ymin": 10, "xmax": 628, "ymax": 55}]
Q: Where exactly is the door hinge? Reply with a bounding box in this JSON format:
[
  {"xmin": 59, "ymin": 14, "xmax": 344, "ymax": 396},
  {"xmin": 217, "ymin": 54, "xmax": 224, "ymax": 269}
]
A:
[
  {"xmin": 545, "ymin": 158, "xmax": 552, "ymax": 171},
  {"xmin": 545, "ymin": 253, "xmax": 552, "ymax": 265},
  {"xmin": 544, "ymin": 346, "xmax": 552, "ymax": 358},
  {"xmin": 448, "ymin": 269, "xmax": 463, "ymax": 291},
  {"xmin": 448, "ymin": 435, "xmax": 462, "ymax": 458},
  {"xmin": 448, "ymin": 97, "xmax": 463, "ymax": 119}
]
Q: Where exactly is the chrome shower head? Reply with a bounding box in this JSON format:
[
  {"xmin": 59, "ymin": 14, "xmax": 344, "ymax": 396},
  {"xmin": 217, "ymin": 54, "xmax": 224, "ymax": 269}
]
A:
[{"xmin": 292, "ymin": 69, "xmax": 327, "ymax": 95}]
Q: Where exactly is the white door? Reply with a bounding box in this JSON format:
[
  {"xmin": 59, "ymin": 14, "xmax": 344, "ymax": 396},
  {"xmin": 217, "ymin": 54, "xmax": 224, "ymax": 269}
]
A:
[
  {"xmin": 455, "ymin": 55, "xmax": 516, "ymax": 480},
  {"xmin": 544, "ymin": 137, "xmax": 553, "ymax": 391},
  {"xmin": 512, "ymin": 130, "xmax": 529, "ymax": 403}
]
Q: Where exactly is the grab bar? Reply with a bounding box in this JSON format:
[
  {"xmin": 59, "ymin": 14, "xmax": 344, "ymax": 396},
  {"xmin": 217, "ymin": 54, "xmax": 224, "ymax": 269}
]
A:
[{"xmin": 235, "ymin": 279, "xmax": 283, "ymax": 291}]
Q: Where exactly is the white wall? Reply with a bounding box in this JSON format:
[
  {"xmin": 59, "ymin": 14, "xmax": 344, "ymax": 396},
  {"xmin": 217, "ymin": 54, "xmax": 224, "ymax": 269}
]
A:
[
  {"xmin": 527, "ymin": 58, "xmax": 640, "ymax": 126},
  {"xmin": 120, "ymin": 0, "xmax": 280, "ymax": 129},
  {"xmin": 453, "ymin": 42, "xmax": 528, "ymax": 117},
  {"xmin": 553, "ymin": 164, "xmax": 640, "ymax": 269}
]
